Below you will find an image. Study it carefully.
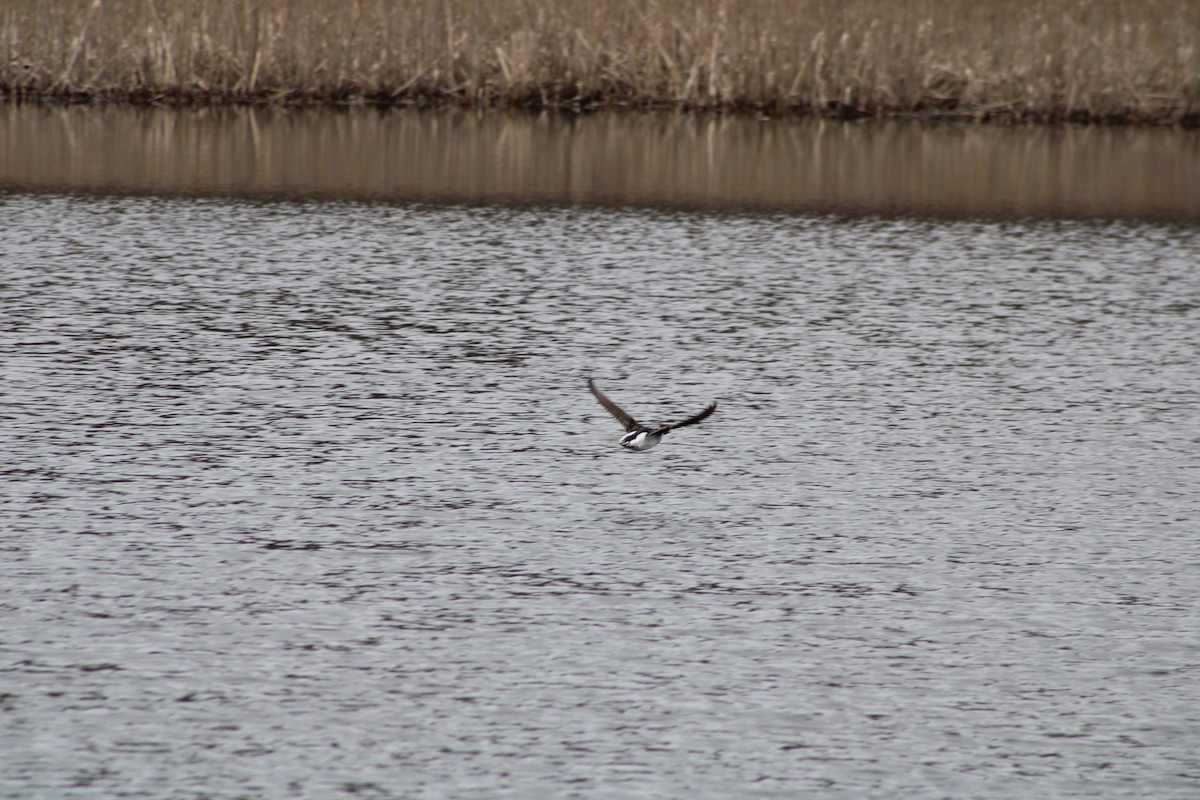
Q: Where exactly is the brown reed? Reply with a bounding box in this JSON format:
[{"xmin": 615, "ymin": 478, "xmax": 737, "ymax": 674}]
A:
[{"xmin": 3, "ymin": 0, "xmax": 1199, "ymax": 123}]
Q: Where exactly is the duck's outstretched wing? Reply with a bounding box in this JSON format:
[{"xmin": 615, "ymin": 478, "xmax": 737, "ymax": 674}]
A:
[
  {"xmin": 588, "ymin": 378, "xmax": 641, "ymax": 432},
  {"xmin": 656, "ymin": 402, "xmax": 717, "ymax": 434}
]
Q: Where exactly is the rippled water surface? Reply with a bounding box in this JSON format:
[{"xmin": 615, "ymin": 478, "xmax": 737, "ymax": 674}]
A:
[{"xmin": 3, "ymin": 193, "xmax": 1199, "ymax": 799}]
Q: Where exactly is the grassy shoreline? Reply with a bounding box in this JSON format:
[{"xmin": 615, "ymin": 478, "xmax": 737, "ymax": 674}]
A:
[{"xmin": 4, "ymin": 0, "xmax": 1199, "ymax": 124}]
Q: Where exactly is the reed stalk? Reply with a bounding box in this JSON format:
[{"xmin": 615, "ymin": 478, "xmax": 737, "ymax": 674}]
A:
[{"xmin": 3, "ymin": 0, "xmax": 1198, "ymax": 123}]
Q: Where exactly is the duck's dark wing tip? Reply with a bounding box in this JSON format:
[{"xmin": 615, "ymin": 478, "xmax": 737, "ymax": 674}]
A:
[
  {"xmin": 664, "ymin": 401, "xmax": 717, "ymax": 431},
  {"xmin": 587, "ymin": 377, "xmax": 640, "ymax": 431}
]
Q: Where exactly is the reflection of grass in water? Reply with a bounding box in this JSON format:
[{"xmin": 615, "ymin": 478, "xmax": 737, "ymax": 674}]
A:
[{"xmin": 3, "ymin": 0, "xmax": 1198, "ymax": 123}]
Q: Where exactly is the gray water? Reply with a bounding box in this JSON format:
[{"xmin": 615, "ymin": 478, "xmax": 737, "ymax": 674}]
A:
[{"xmin": 2, "ymin": 192, "xmax": 1200, "ymax": 799}]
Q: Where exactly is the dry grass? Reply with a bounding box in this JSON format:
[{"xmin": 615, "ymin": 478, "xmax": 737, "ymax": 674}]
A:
[{"xmin": 4, "ymin": 0, "xmax": 1199, "ymax": 122}]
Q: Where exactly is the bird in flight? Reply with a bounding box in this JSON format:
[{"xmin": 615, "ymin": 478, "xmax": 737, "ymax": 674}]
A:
[{"xmin": 587, "ymin": 378, "xmax": 717, "ymax": 451}]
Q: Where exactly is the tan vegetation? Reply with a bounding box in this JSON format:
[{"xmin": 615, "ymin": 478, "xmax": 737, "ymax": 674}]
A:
[{"xmin": 3, "ymin": 0, "xmax": 1199, "ymax": 123}]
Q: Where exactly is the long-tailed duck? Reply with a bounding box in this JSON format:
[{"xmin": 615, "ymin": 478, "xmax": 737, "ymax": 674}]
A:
[{"xmin": 588, "ymin": 378, "xmax": 716, "ymax": 451}]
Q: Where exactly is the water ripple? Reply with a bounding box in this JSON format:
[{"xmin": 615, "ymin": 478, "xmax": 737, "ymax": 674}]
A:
[{"xmin": 2, "ymin": 194, "xmax": 1199, "ymax": 799}]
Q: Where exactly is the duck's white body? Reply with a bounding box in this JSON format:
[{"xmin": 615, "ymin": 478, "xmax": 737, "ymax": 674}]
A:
[{"xmin": 618, "ymin": 430, "xmax": 664, "ymax": 451}]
